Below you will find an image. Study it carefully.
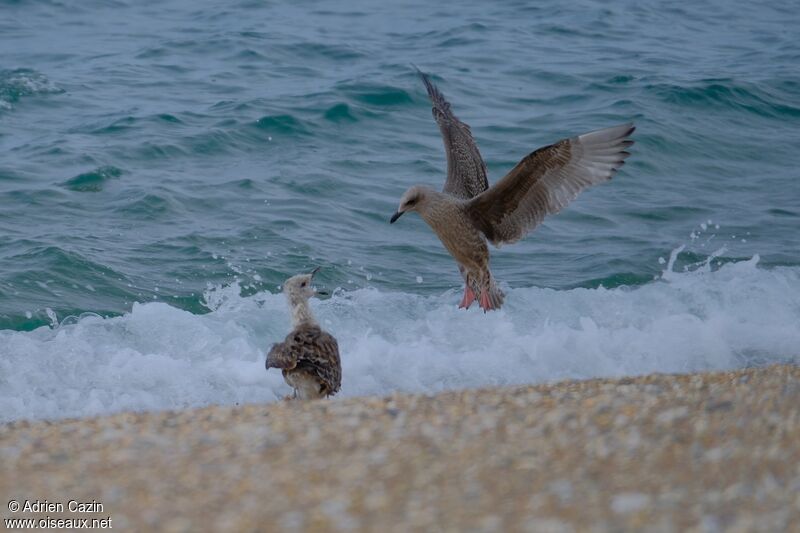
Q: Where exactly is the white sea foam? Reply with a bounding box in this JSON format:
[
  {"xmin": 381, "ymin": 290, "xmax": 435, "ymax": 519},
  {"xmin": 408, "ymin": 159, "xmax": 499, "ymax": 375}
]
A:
[
  {"xmin": 1, "ymin": 255, "xmax": 799, "ymax": 422},
  {"xmin": 0, "ymin": 69, "xmax": 62, "ymax": 109}
]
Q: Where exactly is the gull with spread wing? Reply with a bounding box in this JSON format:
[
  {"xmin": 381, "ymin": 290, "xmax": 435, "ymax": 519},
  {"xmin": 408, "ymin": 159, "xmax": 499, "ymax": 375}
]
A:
[{"xmin": 390, "ymin": 70, "xmax": 635, "ymax": 312}]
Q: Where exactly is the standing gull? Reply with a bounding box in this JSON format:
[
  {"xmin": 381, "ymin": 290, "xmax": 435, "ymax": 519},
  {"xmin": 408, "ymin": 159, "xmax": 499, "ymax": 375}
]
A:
[
  {"xmin": 390, "ymin": 70, "xmax": 635, "ymax": 312},
  {"xmin": 265, "ymin": 268, "xmax": 341, "ymax": 400}
]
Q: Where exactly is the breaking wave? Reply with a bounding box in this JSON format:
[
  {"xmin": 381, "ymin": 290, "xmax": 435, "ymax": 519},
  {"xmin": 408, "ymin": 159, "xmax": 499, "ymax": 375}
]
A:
[{"xmin": 1, "ymin": 252, "xmax": 798, "ymax": 422}]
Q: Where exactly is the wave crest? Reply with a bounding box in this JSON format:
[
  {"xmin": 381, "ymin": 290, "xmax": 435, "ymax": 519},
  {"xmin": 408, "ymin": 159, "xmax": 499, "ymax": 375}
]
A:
[
  {"xmin": 1, "ymin": 255, "xmax": 798, "ymax": 423},
  {"xmin": 0, "ymin": 69, "xmax": 62, "ymax": 110}
]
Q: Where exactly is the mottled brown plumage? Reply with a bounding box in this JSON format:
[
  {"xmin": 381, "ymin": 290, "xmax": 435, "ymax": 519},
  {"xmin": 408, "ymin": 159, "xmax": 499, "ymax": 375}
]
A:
[
  {"xmin": 391, "ymin": 70, "xmax": 635, "ymax": 312},
  {"xmin": 419, "ymin": 69, "xmax": 488, "ymax": 200},
  {"xmin": 266, "ymin": 326, "xmax": 341, "ymax": 399},
  {"xmin": 467, "ymin": 128, "xmax": 634, "ymax": 246},
  {"xmin": 265, "ymin": 270, "xmax": 341, "ymax": 400}
]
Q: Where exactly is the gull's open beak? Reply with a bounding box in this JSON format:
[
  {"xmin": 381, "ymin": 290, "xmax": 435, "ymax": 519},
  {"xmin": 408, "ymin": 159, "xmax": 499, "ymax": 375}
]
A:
[
  {"xmin": 390, "ymin": 211, "xmax": 403, "ymax": 224},
  {"xmin": 310, "ymin": 266, "xmax": 328, "ymax": 295}
]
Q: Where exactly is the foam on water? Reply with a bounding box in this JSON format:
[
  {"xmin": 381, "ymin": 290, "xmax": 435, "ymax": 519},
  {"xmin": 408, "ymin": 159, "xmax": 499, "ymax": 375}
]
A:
[
  {"xmin": 1, "ymin": 254, "xmax": 798, "ymax": 423},
  {"xmin": 0, "ymin": 68, "xmax": 62, "ymax": 110}
]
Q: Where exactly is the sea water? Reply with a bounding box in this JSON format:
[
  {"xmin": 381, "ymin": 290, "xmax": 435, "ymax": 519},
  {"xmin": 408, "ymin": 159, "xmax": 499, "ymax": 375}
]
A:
[{"xmin": 1, "ymin": 0, "xmax": 798, "ymax": 421}]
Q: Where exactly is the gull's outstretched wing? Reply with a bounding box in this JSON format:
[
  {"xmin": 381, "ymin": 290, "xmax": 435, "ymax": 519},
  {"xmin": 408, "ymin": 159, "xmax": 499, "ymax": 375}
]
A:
[
  {"xmin": 467, "ymin": 123, "xmax": 635, "ymax": 246},
  {"xmin": 418, "ymin": 69, "xmax": 488, "ymax": 200}
]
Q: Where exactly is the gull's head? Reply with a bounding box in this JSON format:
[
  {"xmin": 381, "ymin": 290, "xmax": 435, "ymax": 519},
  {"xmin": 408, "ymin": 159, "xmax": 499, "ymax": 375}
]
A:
[
  {"xmin": 390, "ymin": 185, "xmax": 429, "ymax": 224},
  {"xmin": 283, "ymin": 267, "xmax": 321, "ymax": 302}
]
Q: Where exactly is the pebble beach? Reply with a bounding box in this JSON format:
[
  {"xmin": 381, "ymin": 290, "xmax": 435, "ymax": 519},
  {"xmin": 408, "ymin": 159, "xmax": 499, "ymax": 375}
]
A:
[{"xmin": 2, "ymin": 364, "xmax": 798, "ymax": 532}]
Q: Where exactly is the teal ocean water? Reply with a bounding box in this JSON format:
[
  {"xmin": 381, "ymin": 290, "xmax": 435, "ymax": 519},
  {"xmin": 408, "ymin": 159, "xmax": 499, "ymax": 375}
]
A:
[{"xmin": 1, "ymin": 1, "xmax": 799, "ymax": 420}]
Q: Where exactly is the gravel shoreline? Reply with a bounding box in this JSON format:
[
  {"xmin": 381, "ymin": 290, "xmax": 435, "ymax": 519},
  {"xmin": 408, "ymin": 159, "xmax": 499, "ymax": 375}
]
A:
[{"xmin": 2, "ymin": 364, "xmax": 798, "ymax": 532}]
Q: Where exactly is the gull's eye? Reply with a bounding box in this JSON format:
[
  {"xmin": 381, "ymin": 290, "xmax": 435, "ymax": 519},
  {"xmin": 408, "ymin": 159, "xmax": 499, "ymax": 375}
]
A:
[{"xmin": 301, "ymin": 282, "xmax": 307, "ymax": 287}]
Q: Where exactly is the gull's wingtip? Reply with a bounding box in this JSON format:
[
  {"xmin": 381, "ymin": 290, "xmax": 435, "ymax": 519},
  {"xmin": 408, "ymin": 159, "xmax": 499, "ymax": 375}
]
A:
[
  {"xmin": 624, "ymin": 122, "xmax": 636, "ymax": 136},
  {"xmin": 411, "ymin": 64, "xmax": 430, "ymax": 87},
  {"xmin": 611, "ymin": 122, "xmax": 636, "ymax": 137},
  {"xmin": 413, "ymin": 66, "xmax": 438, "ymax": 92}
]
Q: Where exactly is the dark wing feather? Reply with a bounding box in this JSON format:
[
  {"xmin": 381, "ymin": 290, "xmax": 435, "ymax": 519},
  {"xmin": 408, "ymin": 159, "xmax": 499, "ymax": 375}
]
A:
[
  {"xmin": 468, "ymin": 123, "xmax": 634, "ymax": 246},
  {"xmin": 284, "ymin": 326, "xmax": 342, "ymax": 395},
  {"xmin": 418, "ymin": 69, "xmax": 488, "ymax": 199},
  {"xmin": 266, "ymin": 341, "xmax": 297, "ymax": 371}
]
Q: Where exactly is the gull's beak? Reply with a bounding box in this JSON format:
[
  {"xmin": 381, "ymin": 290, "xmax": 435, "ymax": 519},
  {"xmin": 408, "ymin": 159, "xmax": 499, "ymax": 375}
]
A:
[
  {"xmin": 310, "ymin": 266, "xmax": 327, "ymax": 295},
  {"xmin": 390, "ymin": 211, "xmax": 403, "ymax": 224}
]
